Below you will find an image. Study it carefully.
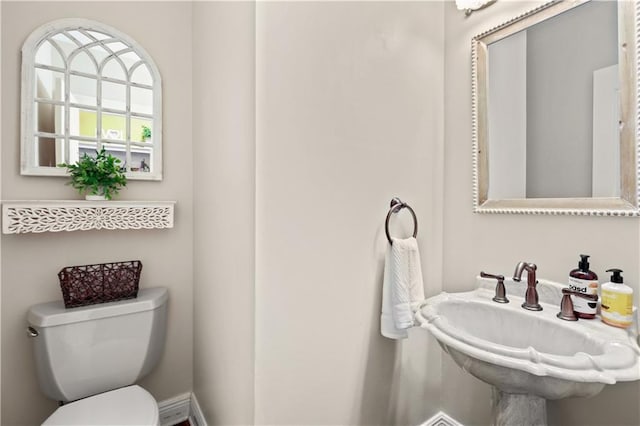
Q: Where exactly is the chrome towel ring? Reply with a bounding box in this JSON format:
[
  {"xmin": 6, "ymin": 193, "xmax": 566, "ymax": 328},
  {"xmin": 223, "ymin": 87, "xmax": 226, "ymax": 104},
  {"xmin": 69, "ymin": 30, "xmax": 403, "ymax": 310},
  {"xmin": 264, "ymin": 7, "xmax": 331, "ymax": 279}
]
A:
[{"xmin": 385, "ymin": 197, "xmax": 418, "ymax": 245}]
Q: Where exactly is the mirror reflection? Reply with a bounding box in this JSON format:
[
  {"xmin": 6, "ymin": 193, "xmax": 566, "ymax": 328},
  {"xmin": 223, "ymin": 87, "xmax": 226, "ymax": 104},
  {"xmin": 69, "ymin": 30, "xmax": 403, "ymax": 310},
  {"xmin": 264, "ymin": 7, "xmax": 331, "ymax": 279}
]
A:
[
  {"xmin": 487, "ymin": 1, "xmax": 618, "ymax": 199},
  {"xmin": 473, "ymin": 1, "xmax": 638, "ymax": 215},
  {"xmin": 22, "ymin": 19, "xmax": 162, "ymax": 179}
]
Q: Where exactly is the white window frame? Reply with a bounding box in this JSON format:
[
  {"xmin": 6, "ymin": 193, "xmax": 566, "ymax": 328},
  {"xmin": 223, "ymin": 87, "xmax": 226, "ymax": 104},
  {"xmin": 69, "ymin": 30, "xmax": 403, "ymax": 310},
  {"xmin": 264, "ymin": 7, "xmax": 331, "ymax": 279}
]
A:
[{"xmin": 21, "ymin": 18, "xmax": 163, "ymax": 180}]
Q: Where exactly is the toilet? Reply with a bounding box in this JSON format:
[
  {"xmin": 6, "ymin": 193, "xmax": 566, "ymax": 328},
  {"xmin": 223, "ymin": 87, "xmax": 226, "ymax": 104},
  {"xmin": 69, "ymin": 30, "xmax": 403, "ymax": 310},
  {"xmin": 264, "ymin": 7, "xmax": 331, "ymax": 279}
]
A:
[{"xmin": 27, "ymin": 287, "xmax": 168, "ymax": 425}]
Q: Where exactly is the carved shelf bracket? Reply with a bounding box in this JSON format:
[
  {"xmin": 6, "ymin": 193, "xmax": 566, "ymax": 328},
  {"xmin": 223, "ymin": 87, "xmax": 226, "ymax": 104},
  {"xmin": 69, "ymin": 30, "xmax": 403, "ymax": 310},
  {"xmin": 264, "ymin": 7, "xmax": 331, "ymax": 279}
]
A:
[{"xmin": 2, "ymin": 201, "xmax": 175, "ymax": 234}]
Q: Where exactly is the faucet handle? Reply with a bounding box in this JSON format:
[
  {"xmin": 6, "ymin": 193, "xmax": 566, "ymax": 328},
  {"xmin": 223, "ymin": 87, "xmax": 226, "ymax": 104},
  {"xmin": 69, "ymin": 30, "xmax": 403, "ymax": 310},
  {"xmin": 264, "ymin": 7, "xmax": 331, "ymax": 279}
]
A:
[
  {"xmin": 480, "ymin": 271, "xmax": 509, "ymax": 304},
  {"xmin": 480, "ymin": 271, "xmax": 504, "ymax": 281},
  {"xmin": 561, "ymin": 287, "xmax": 598, "ymax": 300},
  {"xmin": 557, "ymin": 293, "xmax": 578, "ymax": 321},
  {"xmin": 557, "ymin": 288, "xmax": 598, "ymax": 321}
]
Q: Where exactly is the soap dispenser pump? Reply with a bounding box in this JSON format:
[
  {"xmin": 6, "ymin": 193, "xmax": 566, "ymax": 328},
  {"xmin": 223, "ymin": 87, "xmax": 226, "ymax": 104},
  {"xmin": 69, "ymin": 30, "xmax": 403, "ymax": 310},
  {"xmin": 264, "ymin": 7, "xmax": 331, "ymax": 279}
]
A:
[
  {"xmin": 568, "ymin": 254, "xmax": 599, "ymax": 319},
  {"xmin": 601, "ymin": 269, "xmax": 634, "ymax": 328}
]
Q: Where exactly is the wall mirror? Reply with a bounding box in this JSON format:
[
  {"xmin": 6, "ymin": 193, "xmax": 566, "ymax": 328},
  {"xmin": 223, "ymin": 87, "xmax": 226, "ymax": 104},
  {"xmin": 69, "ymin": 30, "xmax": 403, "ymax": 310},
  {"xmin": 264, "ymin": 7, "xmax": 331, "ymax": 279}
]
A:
[
  {"xmin": 21, "ymin": 18, "xmax": 162, "ymax": 180},
  {"xmin": 472, "ymin": 0, "xmax": 638, "ymax": 215}
]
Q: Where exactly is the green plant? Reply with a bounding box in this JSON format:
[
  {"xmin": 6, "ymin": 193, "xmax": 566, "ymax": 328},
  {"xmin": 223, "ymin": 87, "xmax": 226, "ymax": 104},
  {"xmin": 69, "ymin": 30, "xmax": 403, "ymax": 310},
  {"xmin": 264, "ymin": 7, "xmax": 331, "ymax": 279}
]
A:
[
  {"xmin": 58, "ymin": 148, "xmax": 127, "ymax": 200},
  {"xmin": 141, "ymin": 125, "xmax": 152, "ymax": 141}
]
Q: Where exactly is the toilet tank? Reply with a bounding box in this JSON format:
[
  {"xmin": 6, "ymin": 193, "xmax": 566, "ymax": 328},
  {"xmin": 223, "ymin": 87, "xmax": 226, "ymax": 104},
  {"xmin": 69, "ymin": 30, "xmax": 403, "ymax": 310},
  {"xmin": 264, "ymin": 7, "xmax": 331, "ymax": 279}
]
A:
[{"xmin": 27, "ymin": 287, "xmax": 168, "ymax": 402}]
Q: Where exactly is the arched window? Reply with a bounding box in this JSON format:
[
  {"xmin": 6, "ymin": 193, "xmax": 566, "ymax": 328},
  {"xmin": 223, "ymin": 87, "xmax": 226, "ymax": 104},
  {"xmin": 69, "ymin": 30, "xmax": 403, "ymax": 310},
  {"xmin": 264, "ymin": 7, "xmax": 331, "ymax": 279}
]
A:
[{"xmin": 21, "ymin": 19, "xmax": 163, "ymax": 180}]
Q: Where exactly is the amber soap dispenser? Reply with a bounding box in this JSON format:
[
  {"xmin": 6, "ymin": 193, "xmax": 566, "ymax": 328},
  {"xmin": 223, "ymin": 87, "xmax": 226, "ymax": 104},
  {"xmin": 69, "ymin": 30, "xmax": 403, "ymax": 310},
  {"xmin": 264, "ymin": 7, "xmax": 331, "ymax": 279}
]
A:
[{"xmin": 568, "ymin": 254, "xmax": 599, "ymax": 319}]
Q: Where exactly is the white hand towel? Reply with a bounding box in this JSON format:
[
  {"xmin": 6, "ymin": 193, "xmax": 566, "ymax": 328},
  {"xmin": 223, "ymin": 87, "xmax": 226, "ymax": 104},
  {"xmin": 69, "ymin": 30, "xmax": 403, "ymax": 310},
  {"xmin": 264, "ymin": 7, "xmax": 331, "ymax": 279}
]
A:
[{"xmin": 381, "ymin": 237, "xmax": 426, "ymax": 339}]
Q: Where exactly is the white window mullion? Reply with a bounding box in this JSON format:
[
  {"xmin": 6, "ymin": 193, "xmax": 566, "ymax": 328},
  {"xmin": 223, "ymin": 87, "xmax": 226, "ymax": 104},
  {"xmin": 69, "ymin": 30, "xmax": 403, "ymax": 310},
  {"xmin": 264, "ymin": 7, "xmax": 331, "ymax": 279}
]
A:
[
  {"xmin": 64, "ymin": 65, "xmax": 70, "ymax": 164},
  {"xmin": 97, "ymin": 72, "xmax": 102, "ymax": 152},
  {"xmin": 125, "ymin": 80, "xmax": 132, "ymax": 172}
]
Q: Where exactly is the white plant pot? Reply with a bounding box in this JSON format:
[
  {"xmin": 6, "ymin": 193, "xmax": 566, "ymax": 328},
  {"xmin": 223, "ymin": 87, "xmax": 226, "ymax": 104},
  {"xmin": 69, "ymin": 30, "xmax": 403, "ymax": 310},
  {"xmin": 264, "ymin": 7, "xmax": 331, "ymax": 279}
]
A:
[{"xmin": 85, "ymin": 194, "xmax": 107, "ymax": 201}]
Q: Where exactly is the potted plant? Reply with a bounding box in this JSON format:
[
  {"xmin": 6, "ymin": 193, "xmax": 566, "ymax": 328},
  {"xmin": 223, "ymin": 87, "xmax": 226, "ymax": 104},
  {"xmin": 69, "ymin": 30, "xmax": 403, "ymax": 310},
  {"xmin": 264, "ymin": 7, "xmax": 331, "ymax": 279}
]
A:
[
  {"xmin": 59, "ymin": 148, "xmax": 127, "ymax": 200},
  {"xmin": 141, "ymin": 125, "xmax": 152, "ymax": 142}
]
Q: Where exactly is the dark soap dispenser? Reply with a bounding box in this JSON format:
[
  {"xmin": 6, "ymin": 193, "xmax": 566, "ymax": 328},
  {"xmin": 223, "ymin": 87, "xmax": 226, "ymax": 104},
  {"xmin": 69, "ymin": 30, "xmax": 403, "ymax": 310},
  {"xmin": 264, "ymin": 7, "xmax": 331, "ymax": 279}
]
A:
[{"xmin": 568, "ymin": 254, "xmax": 599, "ymax": 319}]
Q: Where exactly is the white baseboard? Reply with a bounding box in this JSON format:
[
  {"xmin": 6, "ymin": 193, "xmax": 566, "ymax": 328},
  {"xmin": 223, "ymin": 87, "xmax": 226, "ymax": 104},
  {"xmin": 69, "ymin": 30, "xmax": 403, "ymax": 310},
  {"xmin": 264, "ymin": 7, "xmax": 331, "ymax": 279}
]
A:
[
  {"xmin": 162, "ymin": 392, "xmax": 452, "ymax": 426},
  {"xmin": 421, "ymin": 411, "xmax": 463, "ymax": 426},
  {"xmin": 189, "ymin": 392, "xmax": 207, "ymax": 426},
  {"xmin": 158, "ymin": 392, "xmax": 192, "ymax": 426},
  {"xmin": 158, "ymin": 391, "xmax": 207, "ymax": 426}
]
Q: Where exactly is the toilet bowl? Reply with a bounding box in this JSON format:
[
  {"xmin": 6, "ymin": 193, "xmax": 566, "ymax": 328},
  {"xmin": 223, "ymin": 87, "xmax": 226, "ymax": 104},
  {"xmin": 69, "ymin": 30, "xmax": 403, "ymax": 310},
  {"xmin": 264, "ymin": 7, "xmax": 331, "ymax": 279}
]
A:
[
  {"xmin": 42, "ymin": 385, "xmax": 159, "ymax": 426},
  {"xmin": 27, "ymin": 287, "xmax": 168, "ymax": 425}
]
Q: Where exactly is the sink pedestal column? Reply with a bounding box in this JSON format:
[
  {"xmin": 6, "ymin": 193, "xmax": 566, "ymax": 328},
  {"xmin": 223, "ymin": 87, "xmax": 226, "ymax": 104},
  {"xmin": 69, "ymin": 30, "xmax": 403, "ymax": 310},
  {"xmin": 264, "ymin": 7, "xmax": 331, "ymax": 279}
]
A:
[{"xmin": 492, "ymin": 388, "xmax": 547, "ymax": 426}]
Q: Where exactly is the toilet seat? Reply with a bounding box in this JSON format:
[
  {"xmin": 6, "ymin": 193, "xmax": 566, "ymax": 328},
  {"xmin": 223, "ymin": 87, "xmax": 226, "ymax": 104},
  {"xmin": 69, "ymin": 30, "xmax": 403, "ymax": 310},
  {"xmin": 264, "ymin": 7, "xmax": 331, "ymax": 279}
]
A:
[{"xmin": 42, "ymin": 385, "xmax": 159, "ymax": 426}]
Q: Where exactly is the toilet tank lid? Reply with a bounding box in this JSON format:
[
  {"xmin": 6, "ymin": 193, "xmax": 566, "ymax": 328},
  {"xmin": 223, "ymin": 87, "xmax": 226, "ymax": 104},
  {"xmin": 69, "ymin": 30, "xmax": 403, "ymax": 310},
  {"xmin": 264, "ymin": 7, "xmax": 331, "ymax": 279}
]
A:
[{"xmin": 28, "ymin": 287, "xmax": 168, "ymax": 328}]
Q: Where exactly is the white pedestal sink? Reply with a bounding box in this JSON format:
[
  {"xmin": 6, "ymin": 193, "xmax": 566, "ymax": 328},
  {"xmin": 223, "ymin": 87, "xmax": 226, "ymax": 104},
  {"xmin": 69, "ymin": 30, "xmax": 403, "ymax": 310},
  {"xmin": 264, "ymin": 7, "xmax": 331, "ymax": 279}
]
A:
[{"xmin": 416, "ymin": 277, "xmax": 640, "ymax": 425}]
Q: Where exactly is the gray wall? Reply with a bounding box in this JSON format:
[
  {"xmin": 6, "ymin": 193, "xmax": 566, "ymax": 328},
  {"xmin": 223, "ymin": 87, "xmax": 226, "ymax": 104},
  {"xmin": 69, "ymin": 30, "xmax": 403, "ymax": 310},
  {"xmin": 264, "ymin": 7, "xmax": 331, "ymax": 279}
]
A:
[
  {"xmin": 0, "ymin": 3, "xmax": 3, "ymax": 422},
  {"xmin": 191, "ymin": 3, "xmax": 445, "ymax": 424},
  {"xmin": 253, "ymin": 2, "xmax": 445, "ymax": 424},
  {"xmin": 192, "ymin": 2, "xmax": 256, "ymax": 424},
  {"xmin": 526, "ymin": 1, "xmax": 618, "ymax": 198},
  {"xmin": 1, "ymin": 2, "xmax": 194, "ymax": 424}
]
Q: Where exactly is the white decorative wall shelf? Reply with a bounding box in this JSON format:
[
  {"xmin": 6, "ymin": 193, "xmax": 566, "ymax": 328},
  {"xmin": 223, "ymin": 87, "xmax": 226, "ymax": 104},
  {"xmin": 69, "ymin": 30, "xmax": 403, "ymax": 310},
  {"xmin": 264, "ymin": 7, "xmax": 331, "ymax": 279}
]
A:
[{"xmin": 2, "ymin": 201, "xmax": 175, "ymax": 234}]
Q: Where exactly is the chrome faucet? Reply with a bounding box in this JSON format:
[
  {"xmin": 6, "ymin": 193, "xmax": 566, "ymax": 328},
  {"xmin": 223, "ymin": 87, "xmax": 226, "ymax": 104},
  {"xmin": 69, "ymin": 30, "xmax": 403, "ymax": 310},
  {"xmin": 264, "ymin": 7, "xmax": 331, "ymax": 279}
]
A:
[{"xmin": 513, "ymin": 262, "xmax": 542, "ymax": 311}]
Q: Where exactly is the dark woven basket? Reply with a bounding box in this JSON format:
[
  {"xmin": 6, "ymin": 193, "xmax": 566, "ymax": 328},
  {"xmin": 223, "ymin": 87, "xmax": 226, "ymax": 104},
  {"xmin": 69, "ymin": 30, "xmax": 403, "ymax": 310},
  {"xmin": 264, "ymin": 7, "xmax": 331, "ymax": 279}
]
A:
[{"xmin": 58, "ymin": 260, "xmax": 142, "ymax": 308}]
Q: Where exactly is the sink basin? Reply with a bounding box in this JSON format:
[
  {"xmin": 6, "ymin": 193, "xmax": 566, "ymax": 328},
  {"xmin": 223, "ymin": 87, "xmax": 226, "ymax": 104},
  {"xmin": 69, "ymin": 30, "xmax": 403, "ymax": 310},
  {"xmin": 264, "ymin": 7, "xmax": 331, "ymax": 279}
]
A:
[{"xmin": 416, "ymin": 279, "xmax": 640, "ymax": 400}]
